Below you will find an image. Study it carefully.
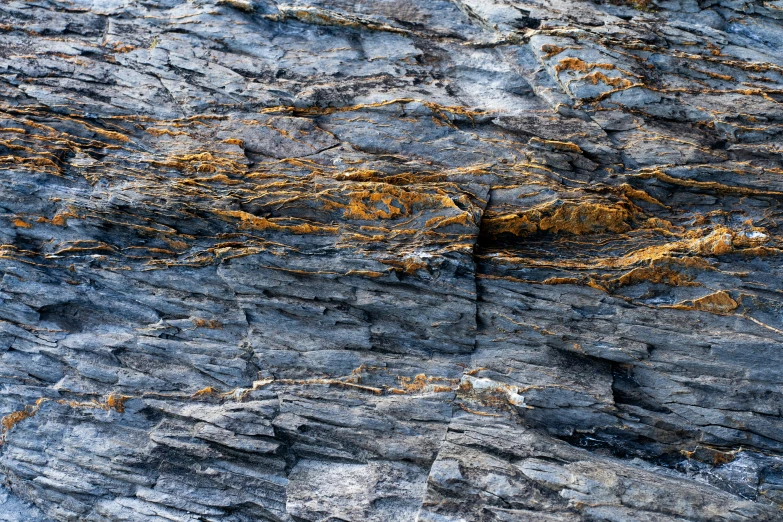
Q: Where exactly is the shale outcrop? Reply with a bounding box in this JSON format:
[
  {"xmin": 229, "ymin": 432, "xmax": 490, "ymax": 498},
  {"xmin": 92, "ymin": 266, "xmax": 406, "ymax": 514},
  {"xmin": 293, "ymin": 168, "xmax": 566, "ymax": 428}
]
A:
[{"xmin": 1, "ymin": 1, "xmax": 783, "ymax": 520}]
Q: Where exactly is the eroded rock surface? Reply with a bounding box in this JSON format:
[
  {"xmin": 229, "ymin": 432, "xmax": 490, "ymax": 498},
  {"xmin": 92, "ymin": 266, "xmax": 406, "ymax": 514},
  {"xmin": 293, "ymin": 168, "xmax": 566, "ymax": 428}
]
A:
[{"xmin": 1, "ymin": 0, "xmax": 782, "ymax": 520}]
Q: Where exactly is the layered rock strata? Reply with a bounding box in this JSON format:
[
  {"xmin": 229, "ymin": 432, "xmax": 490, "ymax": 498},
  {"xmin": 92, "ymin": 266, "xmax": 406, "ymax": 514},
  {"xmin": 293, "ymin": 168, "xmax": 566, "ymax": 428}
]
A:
[{"xmin": 1, "ymin": 0, "xmax": 783, "ymax": 520}]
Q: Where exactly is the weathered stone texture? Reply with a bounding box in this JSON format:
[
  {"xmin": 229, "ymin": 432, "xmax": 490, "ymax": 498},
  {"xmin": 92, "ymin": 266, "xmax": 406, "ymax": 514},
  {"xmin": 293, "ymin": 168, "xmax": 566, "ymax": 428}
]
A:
[{"xmin": 1, "ymin": 0, "xmax": 783, "ymax": 520}]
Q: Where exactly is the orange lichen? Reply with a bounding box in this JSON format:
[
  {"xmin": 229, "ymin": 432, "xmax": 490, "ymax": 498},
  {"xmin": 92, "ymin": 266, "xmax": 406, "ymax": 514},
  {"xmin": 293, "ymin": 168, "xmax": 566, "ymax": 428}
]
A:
[
  {"xmin": 672, "ymin": 291, "xmax": 738, "ymax": 314},
  {"xmin": 51, "ymin": 209, "xmax": 79, "ymax": 227},
  {"xmin": 214, "ymin": 209, "xmax": 338, "ymax": 234},
  {"xmin": 529, "ymin": 137, "xmax": 583, "ymax": 153},
  {"xmin": 424, "ymin": 213, "xmax": 474, "ymax": 229},
  {"xmin": 595, "ymin": 226, "xmax": 761, "ymax": 270},
  {"xmin": 146, "ymin": 127, "xmax": 188, "ymax": 137},
  {"xmin": 540, "ymin": 203, "xmax": 632, "ymax": 235},
  {"xmin": 337, "ymin": 184, "xmax": 458, "ymax": 221},
  {"xmin": 481, "ymin": 212, "xmax": 539, "ymax": 237},
  {"xmin": 541, "ymin": 44, "xmax": 566, "ymax": 59},
  {"xmin": 380, "ymin": 258, "xmax": 430, "ymax": 275},
  {"xmin": 606, "ymin": 266, "xmax": 698, "ymax": 291},
  {"xmin": 399, "ymin": 374, "xmax": 428, "ymax": 393},
  {"xmin": 12, "ymin": 218, "xmax": 31, "ymax": 228},
  {"xmin": 1, "ymin": 410, "xmax": 32, "ymax": 431},
  {"xmin": 192, "ymin": 318, "xmax": 222, "ymax": 329},
  {"xmin": 555, "ymin": 57, "xmax": 615, "ymax": 74},
  {"xmin": 543, "ymin": 277, "xmax": 582, "ymax": 285},
  {"xmin": 1, "ymin": 398, "xmax": 47, "ymax": 442},
  {"xmin": 192, "ymin": 387, "xmax": 221, "ymax": 398},
  {"xmin": 269, "ymin": 97, "xmax": 490, "ymax": 125},
  {"xmin": 458, "ymin": 403, "xmax": 502, "ymax": 417},
  {"xmin": 583, "ymin": 71, "xmax": 634, "ymax": 88},
  {"xmin": 456, "ymin": 376, "xmax": 525, "ymax": 414},
  {"xmin": 106, "ymin": 394, "xmax": 130, "ymax": 413},
  {"xmin": 391, "ymin": 374, "xmax": 459, "ymax": 395},
  {"xmin": 483, "ymin": 199, "xmax": 635, "ymax": 238},
  {"xmin": 112, "ymin": 42, "xmax": 137, "ymax": 53}
]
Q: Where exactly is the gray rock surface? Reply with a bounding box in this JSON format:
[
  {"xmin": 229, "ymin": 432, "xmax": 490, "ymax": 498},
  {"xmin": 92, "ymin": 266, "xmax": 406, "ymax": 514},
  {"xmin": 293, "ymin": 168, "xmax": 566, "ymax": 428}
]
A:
[{"xmin": 1, "ymin": 0, "xmax": 783, "ymax": 520}]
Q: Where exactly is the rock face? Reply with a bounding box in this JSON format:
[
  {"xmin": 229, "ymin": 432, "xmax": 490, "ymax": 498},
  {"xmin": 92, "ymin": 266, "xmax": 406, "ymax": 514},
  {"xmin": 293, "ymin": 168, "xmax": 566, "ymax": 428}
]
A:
[{"xmin": 1, "ymin": 0, "xmax": 783, "ymax": 520}]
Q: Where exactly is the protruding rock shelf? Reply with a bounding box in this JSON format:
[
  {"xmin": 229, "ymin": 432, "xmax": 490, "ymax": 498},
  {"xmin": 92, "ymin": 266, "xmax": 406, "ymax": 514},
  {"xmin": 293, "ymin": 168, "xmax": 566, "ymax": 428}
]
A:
[{"xmin": 1, "ymin": 1, "xmax": 782, "ymax": 520}]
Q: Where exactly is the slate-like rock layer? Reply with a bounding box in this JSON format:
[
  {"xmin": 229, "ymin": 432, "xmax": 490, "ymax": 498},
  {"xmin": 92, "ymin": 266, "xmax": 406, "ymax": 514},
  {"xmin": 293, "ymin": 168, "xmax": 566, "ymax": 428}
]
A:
[{"xmin": 1, "ymin": 0, "xmax": 782, "ymax": 520}]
